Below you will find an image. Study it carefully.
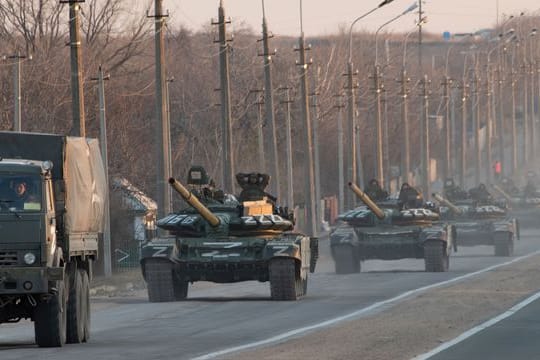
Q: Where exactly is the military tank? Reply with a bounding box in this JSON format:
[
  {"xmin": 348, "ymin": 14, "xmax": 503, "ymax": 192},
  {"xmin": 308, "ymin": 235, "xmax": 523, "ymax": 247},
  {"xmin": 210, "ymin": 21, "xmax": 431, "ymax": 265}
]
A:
[
  {"xmin": 330, "ymin": 183, "xmax": 454, "ymax": 274},
  {"xmin": 140, "ymin": 166, "xmax": 318, "ymax": 302},
  {"xmin": 491, "ymin": 183, "xmax": 540, "ymax": 228},
  {"xmin": 433, "ymin": 193, "xmax": 518, "ymax": 256}
]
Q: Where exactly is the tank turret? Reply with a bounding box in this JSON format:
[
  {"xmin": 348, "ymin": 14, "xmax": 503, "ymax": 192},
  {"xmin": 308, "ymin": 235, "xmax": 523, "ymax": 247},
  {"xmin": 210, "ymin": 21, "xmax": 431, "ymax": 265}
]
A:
[
  {"xmin": 348, "ymin": 182, "xmax": 386, "ymax": 219},
  {"xmin": 432, "ymin": 193, "xmax": 464, "ymax": 215},
  {"xmin": 168, "ymin": 177, "xmax": 220, "ymax": 227}
]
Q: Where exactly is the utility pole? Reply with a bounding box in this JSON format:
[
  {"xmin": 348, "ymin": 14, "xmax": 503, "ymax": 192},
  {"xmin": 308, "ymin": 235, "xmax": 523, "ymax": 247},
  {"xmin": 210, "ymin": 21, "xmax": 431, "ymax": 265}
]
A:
[
  {"xmin": 510, "ymin": 60, "xmax": 518, "ymax": 173},
  {"xmin": 442, "ymin": 75, "xmax": 452, "ymax": 180},
  {"xmin": 279, "ymin": 86, "xmax": 295, "ymax": 210},
  {"xmin": 344, "ymin": 63, "xmax": 359, "ymax": 209},
  {"xmin": 61, "ymin": 0, "xmax": 86, "ymax": 137},
  {"xmin": 522, "ymin": 62, "xmax": 529, "ymax": 165},
  {"xmin": 485, "ymin": 65, "xmax": 493, "ymax": 183},
  {"xmin": 418, "ymin": 0, "xmax": 424, "ymax": 76},
  {"xmin": 165, "ymin": 76, "xmax": 174, "ymax": 210},
  {"xmin": 5, "ymin": 53, "xmax": 30, "ymax": 132},
  {"xmin": 148, "ymin": 0, "xmax": 171, "ymax": 218},
  {"xmin": 372, "ymin": 64, "xmax": 384, "ymax": 185},
  {"xmin": 91, "ymin": 66, "xmax": 112, "ymax": 277},
  {"xmin": 295, "ymin": 3, "xmax": 317, "ymax": 237},
  {"xmin": 459, "ymin": 79, "xmax": 468, "ymax": 188},
  {"xmin": 530, "ymin": 61, "xmax": 536, "ymax": 159},
  {"xmin": 451, "ymin": 86, "xmax": 457, "ymax": 176},
  {"xmin": 471, "ymin": 66, "xmax": 481, "ymax": 185},
  {"xmin": 259, "ymin": 0, "xmax": 280, "ymax": 200},
  {"xmin": 496, "ymin": 66, "xmax": 505, "ymax": 174},
  {"xmin": 537, "ymin": 61, "xmax": 540, "ymax": 157},
  {"xmin": 335, "ymin": 94, "xmax": 345, "ymax": 213},
  {"xmin": 420, "ymin": 75, "xmax": 431, "ymax": 197},
  {"xmin": 213, "ymin": 0, "xmax": 235, "ymax": 193},
  {"xmin": 255, "ymin": 93, "xmax": 266, "ymax": 168},
  {"xmin": 310, "ymin": 68, "xmax": 322, "ymax": 230},
  {"xmin": 398, "ymin": 67, "xmax": 411, "ymax": 184}
]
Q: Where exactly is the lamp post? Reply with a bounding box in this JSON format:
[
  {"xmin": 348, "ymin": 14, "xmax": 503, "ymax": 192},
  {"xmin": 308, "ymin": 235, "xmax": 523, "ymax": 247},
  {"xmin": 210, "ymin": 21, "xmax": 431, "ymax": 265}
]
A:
[
  {"xmin": 400, "ymin": 22, "xmax": 426, "ymax": 185},
  {"xmin": 345, "ymin": 0, "xmax": 394, "ymax": 208},
  {"xmin": 528, "ymin": 29, "xmax": 537, "ymax": 160},
  {"xmin": 372, "ymin": 2, "xmax": 417, "ymax": 188},
  {"xmin": 443, "ymin": 33, "xmax": 473, "ymax": 181},
  {"xmin": 297, "ymin": 0, "xmax": 317, "ymax": 236}
]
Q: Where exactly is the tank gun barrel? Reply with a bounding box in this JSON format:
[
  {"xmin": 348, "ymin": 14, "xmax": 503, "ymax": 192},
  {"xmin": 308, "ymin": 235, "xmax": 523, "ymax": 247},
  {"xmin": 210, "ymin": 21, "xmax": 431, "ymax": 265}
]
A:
[
  {"xmin": 490, "ymin": 184, "xmax": 513, "ymax": 203},
  {"xmin": 168, "ymin": 177, "xmax": 220, "ymax": 227},
  {"xmin": 348, "ymin": 182, "xmax": 386, "ymax": 220},
  {"xmin": 432, "ymin": 193, "xmax": 463, "ymax": 215}
]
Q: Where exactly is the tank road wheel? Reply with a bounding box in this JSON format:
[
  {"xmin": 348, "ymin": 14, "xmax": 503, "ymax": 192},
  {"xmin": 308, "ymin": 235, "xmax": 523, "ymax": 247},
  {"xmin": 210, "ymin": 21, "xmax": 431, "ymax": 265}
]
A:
[
  {"xmin": 80, "ymin": 269, "xmax": 91, "ymax": 342},
  {"xmin": 173, "ymin": 278, "xmax": 189, "ymax": 300},
  {"xmin": 34, "ymin": 280, "xmax": 67, "ymax": 347},
  {"xmin": 145, "ymin": 260, "xmax": 175, "ymax": 302},
  {"xmin": 67, "ymin": 269, "xmax": 84, "ymax": 343},
  {"xmin": 494, "ymin": 234, "xmax": 514, "ymax": 257},
  {"xmin": 424, "ymin": 242, "xmax": 449, "ymax": 272},
  {"xmin": 269, "ymin": 258, "xmax": 299, "ymax": 301},
  {"xmin": 333, "ymin": 246, "xmax": 360, "ymax": 274}
]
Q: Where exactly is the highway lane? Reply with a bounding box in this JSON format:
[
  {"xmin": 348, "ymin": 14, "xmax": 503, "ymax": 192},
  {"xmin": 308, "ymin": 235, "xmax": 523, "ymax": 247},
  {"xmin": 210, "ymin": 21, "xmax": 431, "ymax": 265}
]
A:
[
  {"xmin": 426, "ymin": 291, "xmax": 540, "ymax": 360},
  {"xmin": 0, "ymin": 228, "xmax": 539, "ymax": 360}
]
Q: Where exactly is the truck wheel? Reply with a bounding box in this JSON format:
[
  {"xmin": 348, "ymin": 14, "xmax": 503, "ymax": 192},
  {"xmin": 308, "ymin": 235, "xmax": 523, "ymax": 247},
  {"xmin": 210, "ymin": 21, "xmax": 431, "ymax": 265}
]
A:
[
  {"xmin": 145, "ymin": 260, "xmax": 175, "ymax": 302},
  {"xmin": 494, "ymin": 234, "xmax": 514, "ymax": 257},
  {"xmin": 424, "ymin": 242, "xmax": 449, "ymax": 272},
  {"xmin": 333, "ymin": 246, "xmax": 360, "ymax": 274},
  {"xmin": 67, "ymin": 269, "xmax": 84, "ymax": 343},
  {"xmin": 269, "ymin": 258, "xmax": 298, "ymax": 301},
  {"xmin": 173, "ymin": 279, "xmax": 189, "ymax": 300},
  {"xmin": 34, "ymin": 280, "xmax": 67, "ymax": 347},
  {"xmin": 80, "ymin": 269, "xmax": 91, "ymax": 342}
]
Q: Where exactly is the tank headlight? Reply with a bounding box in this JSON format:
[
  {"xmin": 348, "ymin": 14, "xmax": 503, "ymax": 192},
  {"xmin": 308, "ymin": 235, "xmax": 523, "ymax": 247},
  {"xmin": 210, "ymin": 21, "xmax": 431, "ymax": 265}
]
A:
[
  {"xmin": 24, "ymin": 252, "xmax": 36, "ymax": 265},
  {"xmin": 42, "ymin": 160, "xmax": 53, "ymax": 172}
]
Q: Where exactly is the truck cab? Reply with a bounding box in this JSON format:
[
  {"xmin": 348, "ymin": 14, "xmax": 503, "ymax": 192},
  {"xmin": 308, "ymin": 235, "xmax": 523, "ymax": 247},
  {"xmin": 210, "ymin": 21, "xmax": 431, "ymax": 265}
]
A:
[{"xmin": 0, "ymin": 159, "xmax": 63, "ymax": 297}]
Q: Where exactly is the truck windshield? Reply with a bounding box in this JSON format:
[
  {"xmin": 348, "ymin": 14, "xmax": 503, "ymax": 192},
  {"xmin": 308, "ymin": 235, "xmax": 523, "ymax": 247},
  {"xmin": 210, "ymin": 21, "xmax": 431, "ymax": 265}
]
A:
[{"xmin": 0, "ymin": 174, "xmax": 42, "ymax": 212}]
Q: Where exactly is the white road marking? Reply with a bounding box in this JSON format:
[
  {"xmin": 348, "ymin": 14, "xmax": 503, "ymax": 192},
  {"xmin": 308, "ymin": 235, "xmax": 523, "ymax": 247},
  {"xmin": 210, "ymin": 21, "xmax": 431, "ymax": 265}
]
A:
[
  {"xmin": 412, "ymin": 289, "xmax": 540, "ymax": 359},
  {"xmin": 191, "ymin": 250, "xmax": 540, "ymax": 360}
]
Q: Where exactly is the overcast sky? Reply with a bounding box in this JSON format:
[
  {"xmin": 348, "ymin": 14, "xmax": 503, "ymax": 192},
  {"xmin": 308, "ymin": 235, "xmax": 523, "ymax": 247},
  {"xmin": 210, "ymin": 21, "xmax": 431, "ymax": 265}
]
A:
[{"xmin": 165, "ymin": 1, "xmax": 539, "ymax": 37}]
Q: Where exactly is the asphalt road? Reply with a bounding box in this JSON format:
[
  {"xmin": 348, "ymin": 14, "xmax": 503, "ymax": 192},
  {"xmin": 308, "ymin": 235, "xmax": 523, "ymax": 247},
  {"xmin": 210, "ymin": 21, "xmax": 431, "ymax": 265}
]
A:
[
  {"xmin": 1, "ymin": 227, "xmax": 540, "ymax": 359},
  {"xmin": 427, "ymin": 292, "xmax": 540, "ymax": 360}
]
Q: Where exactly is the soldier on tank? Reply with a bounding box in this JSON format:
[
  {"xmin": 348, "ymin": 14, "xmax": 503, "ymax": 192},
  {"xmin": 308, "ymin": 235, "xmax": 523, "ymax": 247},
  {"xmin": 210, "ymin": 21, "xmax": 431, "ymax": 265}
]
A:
[
  {"xmin": 468, "ymin": 183, "xmax": 493, "ymax": 206},
  {"xmin": 364, "ymin": 178, "xmax": 389, "ymax": 202},
  {"xmin": 398, "ymin": 183, "xmax": 424, "ymax": 210},
  {"xmin": 443, "ymin": 178, "xmax": 468, "ymax": 202}
]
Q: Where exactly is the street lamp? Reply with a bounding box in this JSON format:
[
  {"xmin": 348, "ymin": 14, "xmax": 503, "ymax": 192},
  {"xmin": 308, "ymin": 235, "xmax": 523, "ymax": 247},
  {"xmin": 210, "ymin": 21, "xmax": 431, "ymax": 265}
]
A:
[
  {"xmin": 403, "ymin": 16, "xmax": 427, "ymax": 68},
  {"xmin": 345, "ymin": 0, "xmax": 395, "ymax": 208},
  {"xmin": 399, "ymin": 20, "xmax": 426, "ymax": 185},
  {"xmin": 375, "ymin": 2, "xmax": 418, "ymax": 65},
  {"xmin": 372, "ymin": 2, "xmax": 417, "ymax": 187}
]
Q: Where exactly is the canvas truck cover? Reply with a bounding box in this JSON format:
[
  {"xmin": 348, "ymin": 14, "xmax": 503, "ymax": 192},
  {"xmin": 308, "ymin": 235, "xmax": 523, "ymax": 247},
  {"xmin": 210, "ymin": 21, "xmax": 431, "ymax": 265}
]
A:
[{"xmin": 0, "ymin": 131, "xmax": 106, "ymax": 233}]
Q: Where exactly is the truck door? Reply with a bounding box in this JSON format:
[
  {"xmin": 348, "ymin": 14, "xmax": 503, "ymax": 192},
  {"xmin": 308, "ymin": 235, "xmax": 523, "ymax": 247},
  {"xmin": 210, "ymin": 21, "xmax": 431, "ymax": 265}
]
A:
[{"xmin": 45, "ymin": 179, "xmax": 57, "ymax": 266}]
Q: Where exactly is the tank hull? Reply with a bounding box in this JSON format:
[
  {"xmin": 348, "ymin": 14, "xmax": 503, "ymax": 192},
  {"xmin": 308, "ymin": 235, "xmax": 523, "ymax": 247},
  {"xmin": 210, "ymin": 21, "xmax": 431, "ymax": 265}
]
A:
[
  {"xmin": 140, "ymin": 233, "xmax": 318, "ymax": 301},
  {"xmin": 330, "ymin": 223, "xmax": 453, "ymax": 273}
]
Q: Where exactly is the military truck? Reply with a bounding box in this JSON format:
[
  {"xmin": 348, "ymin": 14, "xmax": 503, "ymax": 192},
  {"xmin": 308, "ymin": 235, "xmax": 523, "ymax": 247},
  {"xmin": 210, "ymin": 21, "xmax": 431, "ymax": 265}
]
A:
[
  {"xmin": 140, "ymin": 167, "xmax": 317, "ymax": 301},
  {"xmin": 330, "ymin": 183, "xmax": 454, "ymax": 273},
  {"xmin": 0, "ymin": 132, "xmax": 106, "ymax": 347},
  {"xmin": 433, "ymin": 193, "xmax": 518, "ymax": 256}
]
